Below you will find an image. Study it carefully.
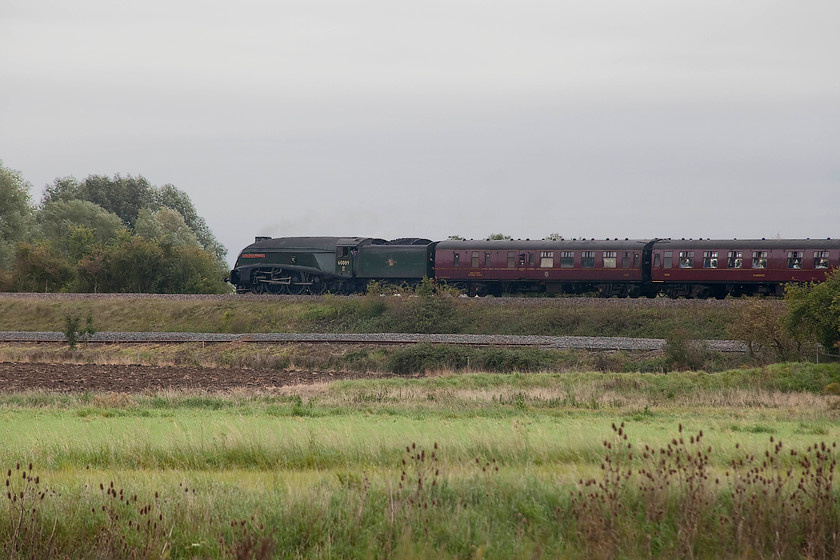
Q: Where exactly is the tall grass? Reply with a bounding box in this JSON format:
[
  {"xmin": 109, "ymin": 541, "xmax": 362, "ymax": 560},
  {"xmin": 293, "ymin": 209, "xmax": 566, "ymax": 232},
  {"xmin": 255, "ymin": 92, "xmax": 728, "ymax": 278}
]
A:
[{"xmin": 4, "ymin": 428, "xmax": 840, "ymax": 558}]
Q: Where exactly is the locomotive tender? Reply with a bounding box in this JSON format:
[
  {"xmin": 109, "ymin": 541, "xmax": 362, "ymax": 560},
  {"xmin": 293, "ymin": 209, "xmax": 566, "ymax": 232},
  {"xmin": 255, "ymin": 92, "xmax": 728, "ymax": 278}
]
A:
[{"xmin": 229, "ymin": 236, "xmax": 840, "ymax": 298}]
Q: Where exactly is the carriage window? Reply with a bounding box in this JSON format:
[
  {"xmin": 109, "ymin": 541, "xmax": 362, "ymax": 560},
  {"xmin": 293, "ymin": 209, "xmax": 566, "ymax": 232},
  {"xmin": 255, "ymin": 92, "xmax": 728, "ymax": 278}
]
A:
[
  {"xmin": 603, "ymin": 251, "xmax": 617, "ymax": 269},
  {"xmin": 664, "ymin": 251, "xmax": 672, "ymax": 268},
  {"xmin": 560, "ymin": 251, "xmax": 574, "ymax": 268},
  {"xmin": 634, "ymin": 253, "xmax": 639, "ymax": 267},
  {"xmin": 518, "ymin": 253, "xmax": 526, "ymax": 266},
  {"xmin": 752, "ymin": 251, "xmax": 767, "ymax": 269},
  {"xmin": 703, "ymin": 251, "xmax": 718, "ymax": 269},
  {"xmin": 679, "ymin": 251, "xmax": 694, "ymax": 268},
  {"xmin": 622, "ymin": 252, "xmax": 631, "ymax": 268},
  {"xmin": 507, "ymin": 252, "xmax": 516, "ymax": 268},
  {"xmin": 540, "ymin": 251, "xmax": 554, "ymax": 268},
  {"xmin": 453, "ymin": 253, "xmax": 460, "ymax": 267},
  {"xmin": 471, "ymin": 252, "xmax": 479, "ymax": 267},
  {"xmin": 814, "ymin": 251, "xmax": 830, "ymax": 269},
  {"xmin": 529, "ymin": 253, "xmax": 534, "ymax": 266},
  {"xmin": 654, "ymin": 253, "xmax": 661, "ymax": 268},
  {"xmin": 485, "ymin": 253, "xmax": 491, "ymax": 267},
  {"xmin": 787, "ymin": 251, "xmax": 803, "ymax": 269},
  {"xmin": 727, "ymin": 251, "xmax": 742, "ymax": 268},
  {"xmin": 581, "ymin": 251, "xmax": 595, "ymax": 268}
]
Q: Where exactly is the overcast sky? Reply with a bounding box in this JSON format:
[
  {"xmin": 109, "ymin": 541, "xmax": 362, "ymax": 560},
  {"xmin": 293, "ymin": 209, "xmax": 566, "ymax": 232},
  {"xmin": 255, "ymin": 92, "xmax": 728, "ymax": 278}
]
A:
[{"xmin": 2, "ymin": 0, "xmax": 838, "ymax": 266}]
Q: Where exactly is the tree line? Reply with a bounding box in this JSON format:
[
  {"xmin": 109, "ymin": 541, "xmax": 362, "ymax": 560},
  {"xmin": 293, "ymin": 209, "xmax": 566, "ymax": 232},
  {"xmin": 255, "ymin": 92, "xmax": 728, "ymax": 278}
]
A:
[{"xmin": 0, "ymin": 161, "xmax": 230, "ymax": 293}]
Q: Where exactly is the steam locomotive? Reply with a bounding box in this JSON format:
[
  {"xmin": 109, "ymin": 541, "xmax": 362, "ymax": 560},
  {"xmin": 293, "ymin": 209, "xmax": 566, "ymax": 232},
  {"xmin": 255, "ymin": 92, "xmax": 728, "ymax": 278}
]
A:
[{"xmin": 228, "ymin": 236, "xmax": 840, "ymax": 298}]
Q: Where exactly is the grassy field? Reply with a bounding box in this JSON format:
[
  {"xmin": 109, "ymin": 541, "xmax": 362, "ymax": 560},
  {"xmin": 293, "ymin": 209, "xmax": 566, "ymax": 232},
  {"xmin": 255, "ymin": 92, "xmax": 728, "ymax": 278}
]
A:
[
  {"xmin": 2, "ymin": 365, "xmax": 840, "ymax": 559},
  {"xmin": 1, "ymin": 294, "xmax": 837, "ymax": 558}
]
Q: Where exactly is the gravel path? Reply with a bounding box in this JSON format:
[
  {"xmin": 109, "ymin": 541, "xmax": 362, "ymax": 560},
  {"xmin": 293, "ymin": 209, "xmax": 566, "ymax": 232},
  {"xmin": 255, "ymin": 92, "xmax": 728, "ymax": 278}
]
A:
[{"xmin": 0, "ymin": 331, "xmax": 748, "ymax": 352}]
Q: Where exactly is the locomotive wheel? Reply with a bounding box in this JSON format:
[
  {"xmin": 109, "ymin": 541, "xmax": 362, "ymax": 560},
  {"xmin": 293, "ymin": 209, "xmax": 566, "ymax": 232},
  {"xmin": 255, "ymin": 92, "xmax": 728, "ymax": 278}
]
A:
[
  {"xmin": 267, "ymin": 283, "xmax": 286, "ymax": 294},
  {"xmin": 286, "ymin": 272, "xmax": 309, "ymax": 295},
  {"xmin": 287, "ymin": 281, "xmax": 307, "ymax": 295},
  {"xmin": 252, "ymin": 283, "xmax": 267, "ymax": 294},
  {"xmin": 309, "ymin": 276, "xmax": 327, "ymax": 295}
]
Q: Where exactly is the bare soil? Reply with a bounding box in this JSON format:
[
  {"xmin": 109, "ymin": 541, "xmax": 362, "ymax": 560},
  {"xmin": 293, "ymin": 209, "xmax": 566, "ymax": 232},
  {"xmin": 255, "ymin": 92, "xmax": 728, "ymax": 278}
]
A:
[{"xmin": 0, "ymin": 362, "xmax": 391, "ymax": 392}]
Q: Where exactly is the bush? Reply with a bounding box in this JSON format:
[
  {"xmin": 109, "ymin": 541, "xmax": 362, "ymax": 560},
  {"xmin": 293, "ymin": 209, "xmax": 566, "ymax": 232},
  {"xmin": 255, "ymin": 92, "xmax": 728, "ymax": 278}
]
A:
[
  {"xmin": 385, "ymin": 344, "xmax": 560, "ymax": 375},
  {"xmin": 664, "ymin": 328, "xmax": 708, "ymax": 371},
  {"xmin": 785, "ymin": 269, "xmax": 840, "ymax": 354},
  {"xmin": 728, "ymin": 298, "xmax": 804, "ymax": 362},
  {"xmin": 63, "ymin": 311, "xmax": 96, "ymax": 349},
  {"xmin": 387, "ymin": 344, "xmax": 469, "ymax": 374},
  {"xmin": 477, "ymin": 348, "xmax": 555, "ymax": 373}
]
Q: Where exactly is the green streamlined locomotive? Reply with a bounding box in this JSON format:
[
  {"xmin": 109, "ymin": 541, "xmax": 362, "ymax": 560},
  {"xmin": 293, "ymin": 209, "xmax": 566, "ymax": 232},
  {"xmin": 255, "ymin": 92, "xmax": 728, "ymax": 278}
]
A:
[{"xmin": 228, "ymin": 236, "xmax": 436, "ymax": 294}]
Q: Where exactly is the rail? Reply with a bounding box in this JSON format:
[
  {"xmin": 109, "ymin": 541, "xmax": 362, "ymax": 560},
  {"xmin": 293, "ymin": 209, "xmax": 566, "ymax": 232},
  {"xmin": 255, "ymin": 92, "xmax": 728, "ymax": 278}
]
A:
[{"xmin": 0, "ymin": 331, "xmax": 748, "ymax": 352}]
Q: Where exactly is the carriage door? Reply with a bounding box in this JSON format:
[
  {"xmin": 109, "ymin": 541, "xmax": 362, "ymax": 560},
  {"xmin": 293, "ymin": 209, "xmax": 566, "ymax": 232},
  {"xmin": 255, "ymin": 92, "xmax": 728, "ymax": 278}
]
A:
[{"xmin": 336, "ymin": 245, "xmax": 355, "ymax": 277}]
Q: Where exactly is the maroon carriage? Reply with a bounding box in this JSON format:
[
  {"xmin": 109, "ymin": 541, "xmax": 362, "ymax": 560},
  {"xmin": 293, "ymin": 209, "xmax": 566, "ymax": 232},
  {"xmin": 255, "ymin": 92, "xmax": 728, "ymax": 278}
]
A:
[
  {"xmin": 434, "ymin": 238, "xmax": 652, "ymax": 296},
  {"xmin": 649, "ymin": 238, "xmax": 840, "ymax": 298}
]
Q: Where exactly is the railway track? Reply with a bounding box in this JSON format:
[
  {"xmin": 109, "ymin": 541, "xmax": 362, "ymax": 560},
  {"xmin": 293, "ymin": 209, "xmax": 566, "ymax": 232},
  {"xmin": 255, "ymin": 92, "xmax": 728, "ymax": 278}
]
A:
[
  {"xmin": 0, "ymin": 291, "xmax": 774, "ymax": 307},
  {"xmin": 0, "ymin": 331, "xmax": 748, "ymax": 352}
]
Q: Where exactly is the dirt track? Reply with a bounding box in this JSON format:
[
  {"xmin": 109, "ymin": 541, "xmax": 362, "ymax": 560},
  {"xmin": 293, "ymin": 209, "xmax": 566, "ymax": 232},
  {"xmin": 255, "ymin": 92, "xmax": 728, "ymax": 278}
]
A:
[{"xmin": 0, "ymin": 362, "xmax": 389, "ymax": 392}]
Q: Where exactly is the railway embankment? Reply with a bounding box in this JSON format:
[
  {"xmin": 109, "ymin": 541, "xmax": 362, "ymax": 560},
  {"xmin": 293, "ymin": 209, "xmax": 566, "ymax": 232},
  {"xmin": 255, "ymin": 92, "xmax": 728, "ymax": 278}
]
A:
[{"xmin": 0, "ymin": 292, "xmax": 777, "ymax": 339}]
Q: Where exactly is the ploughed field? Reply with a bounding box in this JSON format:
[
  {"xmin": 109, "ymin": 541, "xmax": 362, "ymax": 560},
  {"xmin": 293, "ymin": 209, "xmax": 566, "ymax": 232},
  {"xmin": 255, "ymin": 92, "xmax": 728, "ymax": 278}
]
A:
[{"xmin": 0, "ymin": 361, "xmax": 394, "ymax": 392}]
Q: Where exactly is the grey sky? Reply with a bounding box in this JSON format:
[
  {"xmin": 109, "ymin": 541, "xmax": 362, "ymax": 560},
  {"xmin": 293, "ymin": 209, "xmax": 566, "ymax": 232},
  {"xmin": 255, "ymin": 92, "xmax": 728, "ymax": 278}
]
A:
[{"xmin": 2, "ymin": 0, "xmax": 838, "ymax": 266}]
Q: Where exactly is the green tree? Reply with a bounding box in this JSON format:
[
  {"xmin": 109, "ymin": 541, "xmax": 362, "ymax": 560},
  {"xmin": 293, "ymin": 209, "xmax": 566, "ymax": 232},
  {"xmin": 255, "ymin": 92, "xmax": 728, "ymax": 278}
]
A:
[
  {"xmin": 785, "ymin": 270, "xmax": 840, "ymax": 354},
  {"xmin": 30, "ymin": 171, "xmax": 229, "ymax": 294},
  {"xmin": 152, "ymin": 184, "xmax": 227, "ymax": 263},
  {"xmin": 40, "ymin": 176, "xmax": 83, "ymax": 205},
  {"xmin": 103, "ymin": 237, "xmax": 165, "ymax": 293},
  {"xmin": 36, "ymin": 200, "xmax": 126, "ymax": 259},
  {"xmin": 135, "ymin": 207, "xmax": 201, "ymax": 249},
  {"xmin": 75, "ymin": 247, "xmax": 108, "ymax": 293},
  {"xmin": 163, "ymin": 245, "xmax": 230, "ymax": 294},
  {"xmin": 13, "ymin": 241, "xmax": 74, "ymax": 292},
  {"xmin": 43, "ymin": 174, "xmax": 153, "ymax": 227},
  {"xmin": 487, "ymin": 233, "xmax": 512, "ymax": 240},
  {"xmin": 100, "ymin": 237, "xmax": 229, "ymax": 294},
  {"xmin": 83, "ymin": 174, "xmax": 153, "ymax": 227},
  {"xmin": 0, "ymin": 161, "xmax": 34, "ymax": 268}
]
